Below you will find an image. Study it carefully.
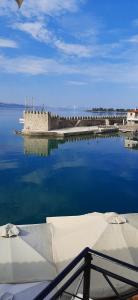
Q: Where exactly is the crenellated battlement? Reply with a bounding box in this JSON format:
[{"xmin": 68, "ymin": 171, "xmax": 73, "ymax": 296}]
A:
[{"xmin": 24, "ymin": 110, "xmax": 126, "ymax": 119}]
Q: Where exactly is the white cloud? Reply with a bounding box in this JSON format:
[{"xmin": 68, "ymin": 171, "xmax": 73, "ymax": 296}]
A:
[
  {"xmin": 132, "ymin": 19, "xmax": 138, "ymax": 27},
  {"xmin": 0, "ymin": 0, "xmax": 82, "ymax": 18},
  {"xmin": 0, "ymin": 0, "xmax": 17, "ymax": 16},
  {"xmin": 0, "ymin": 38, "xmax": 18, "ymax": 48},
  {"xmin": 67, "ymin": 80, "xmax": 88, "ymax": 86},
  {"xmin": 14, "ymin": 21, "xmax": 92, "ymax": 57},
  {"xmin": 21, "ymin": 0, "xmax": 80, "ymax": 17},
  {"xmin": 127, "ymin": 35, "xmax": 138, "ymax": 44},
  {"xmin": 13, "ymin": 22, "xmax": 52, "ymax": 43},
  {"xmin": 54, "ymin": 40, "xmax": 92, "ymax": 57},
  {"xmin": 1, "ymin": 54, "xmax": 138, "ymax": 86},
  {"xmin": 13, "ymin": 18, "xmax": 138, "ymax": 60},
  {"xmin": 0, "ymin": 55, "xmax": 78, "ymax": 75}
]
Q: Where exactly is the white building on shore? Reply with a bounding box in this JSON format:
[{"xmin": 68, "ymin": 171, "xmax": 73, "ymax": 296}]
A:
[{"xmin": 127, "ymin": 109, "xmax": 138, "ymax": 125}]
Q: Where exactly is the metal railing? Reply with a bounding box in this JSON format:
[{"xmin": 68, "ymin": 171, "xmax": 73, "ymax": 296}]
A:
[{"xmin": 34, "ymin": 247, "xmax": 138, "ymax": 300}]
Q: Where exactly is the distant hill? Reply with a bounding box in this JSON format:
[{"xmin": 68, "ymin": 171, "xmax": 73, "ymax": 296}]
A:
[{"xmin": 0, "ymin": 102, "xmax": 25, "ymax": 108}]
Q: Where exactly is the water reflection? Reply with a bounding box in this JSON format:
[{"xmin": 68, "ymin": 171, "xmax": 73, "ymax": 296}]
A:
[
  {"xmin": 24, "ymin": 137, "xmax": 64, "ymax": 156},
  {"xmin": 0, "ymin": 107, "xmax": 138, "ymax": 225},
  {"xmin": 124, "ymin": 133, "xmax": 138, "ymax": 150},
  {"xmin": 23, "ymin": 133, "xmax": 118, "ymax": 157}
]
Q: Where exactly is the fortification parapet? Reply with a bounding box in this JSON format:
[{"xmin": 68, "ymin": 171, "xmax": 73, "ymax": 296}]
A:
[
  {"xmin": 23, "ymin": 110, "xmax": 52, "ymax": 132},
  {"xmin": 22, "ymin": 110, "xmax": 126, "ymax": 133}
]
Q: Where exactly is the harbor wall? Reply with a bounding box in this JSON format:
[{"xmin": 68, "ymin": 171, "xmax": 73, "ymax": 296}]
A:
[{"xmin": 23, "ymin": 110, "xmax": 126, "ymax": 132}]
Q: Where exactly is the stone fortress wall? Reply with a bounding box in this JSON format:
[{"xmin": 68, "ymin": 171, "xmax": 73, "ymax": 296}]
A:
[
  {"xmin": 23, "ymin": 111, "xmax": 51, "ymax": 131},
  {"xmin": 23, "ymin": 110, "xmax": 126, "ymax": 132}
]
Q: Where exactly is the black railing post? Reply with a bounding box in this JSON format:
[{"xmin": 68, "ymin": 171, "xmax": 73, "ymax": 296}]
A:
[{"xmin": 83, "ymin": 251, "xmax": 92, "ymax": 300}]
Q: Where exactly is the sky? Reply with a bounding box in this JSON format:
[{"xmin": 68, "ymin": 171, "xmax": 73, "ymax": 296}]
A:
[{"xmin": 0, "ymin": 0, "xmax": 138, "ymax": 107}]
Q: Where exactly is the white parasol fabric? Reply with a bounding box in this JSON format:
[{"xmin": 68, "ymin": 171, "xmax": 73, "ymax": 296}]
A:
[
  {"xmin": 0, "ymin": 223, "xmax": 56, "ymax": 284},
  {"xmin": 0, "ymin": 281, "xmax": 50, "ymax": 300},
  {"xmin": 0, "ymin": 224, "xmax": 20, "ymax": 238},
  {"xmin": 47, "ymin": 212, "xmax": 138, "ymax": 299}
]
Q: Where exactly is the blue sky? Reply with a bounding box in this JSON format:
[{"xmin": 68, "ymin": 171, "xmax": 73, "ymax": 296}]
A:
[{"xmin": 0, "ymin": 0, "xmax": 138, "ymax": 107}]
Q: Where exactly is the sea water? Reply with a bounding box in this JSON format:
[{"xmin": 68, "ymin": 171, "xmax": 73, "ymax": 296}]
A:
[{"xmin": 0, "ymin": 106, "xmax": 137, "ymax": 225}]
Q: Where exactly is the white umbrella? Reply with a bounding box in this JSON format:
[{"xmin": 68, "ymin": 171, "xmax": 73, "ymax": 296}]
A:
[
  {"xmin": 0, "ymin": 223, "xmax": 56, "ymax": 284},
  {"xmin": 0, "ymin": 223, "xmax": 20, "ymax": 238},
  {"xmin": 0, "ymin": 281, "xmax": 50, "ymax": 300},
  {"xmin": 47, "ymin": 212, "xmax": 138, "ymax": 299}
]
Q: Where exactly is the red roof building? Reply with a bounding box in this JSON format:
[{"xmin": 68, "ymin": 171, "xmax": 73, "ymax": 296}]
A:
[{"xmin": 127, "ymin": 109, "xmax": 138, "ymax": 125}]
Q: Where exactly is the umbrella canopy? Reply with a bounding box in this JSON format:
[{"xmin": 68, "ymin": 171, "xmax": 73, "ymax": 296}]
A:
[
  {"xmin": 15, "ymin": 0, "xmax": 24, "ymax": 8},
  {"xmin": 47, "ymin": 212, "xmax": 138, "ymax": 299},
  {"xmin": 0, "ymin": 223, "xmax": 56, "ymax": 284},
  {"xmin": 0, "ymin": 281, "xmax": 49, "ymax": 300},
  {"xmin": 0, "ymin": 223, "xmax": 20, "ymax": 237}
]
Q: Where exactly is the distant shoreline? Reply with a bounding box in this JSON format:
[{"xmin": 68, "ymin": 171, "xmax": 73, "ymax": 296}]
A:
[
  {"xmin": 86, "ymin": 108, "xmax": 129, "ymax": 113},
  {"xmin": 0, "ymin": 103, "xmax": 130, "ymax": 113},
  {"xmin": 0, "ymin": 102, "xmax": 24, "ymax": 108}
]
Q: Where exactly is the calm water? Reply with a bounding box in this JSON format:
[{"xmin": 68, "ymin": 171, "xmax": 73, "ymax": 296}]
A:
[{"xmin": 0, "ymin": 107, "xmax": 138, "ymax": 225}]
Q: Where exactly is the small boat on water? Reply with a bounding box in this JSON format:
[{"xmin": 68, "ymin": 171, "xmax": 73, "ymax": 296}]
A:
[{"xmin": 19, "ymin": 118, "xmax": 24, "ymax": 124}]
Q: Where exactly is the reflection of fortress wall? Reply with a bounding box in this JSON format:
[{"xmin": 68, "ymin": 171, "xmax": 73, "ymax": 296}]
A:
[
  {"xmin": 65, "ymin": 133, "xmax": 118, "ymax": 143},
  {"xmin": 24, "ymin": 134, "xmax": 118, "ymax": 157},
  {"xmin": 23, "ymin": 110, "xmax": 126, "ymax": 133},
  {"xmin": 24, "ymin": 137, "xmax": 49, "ymax": 156},
  {"xmin": 24, "ymin": 137, "xmax": 64, "ymax": 156}
]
